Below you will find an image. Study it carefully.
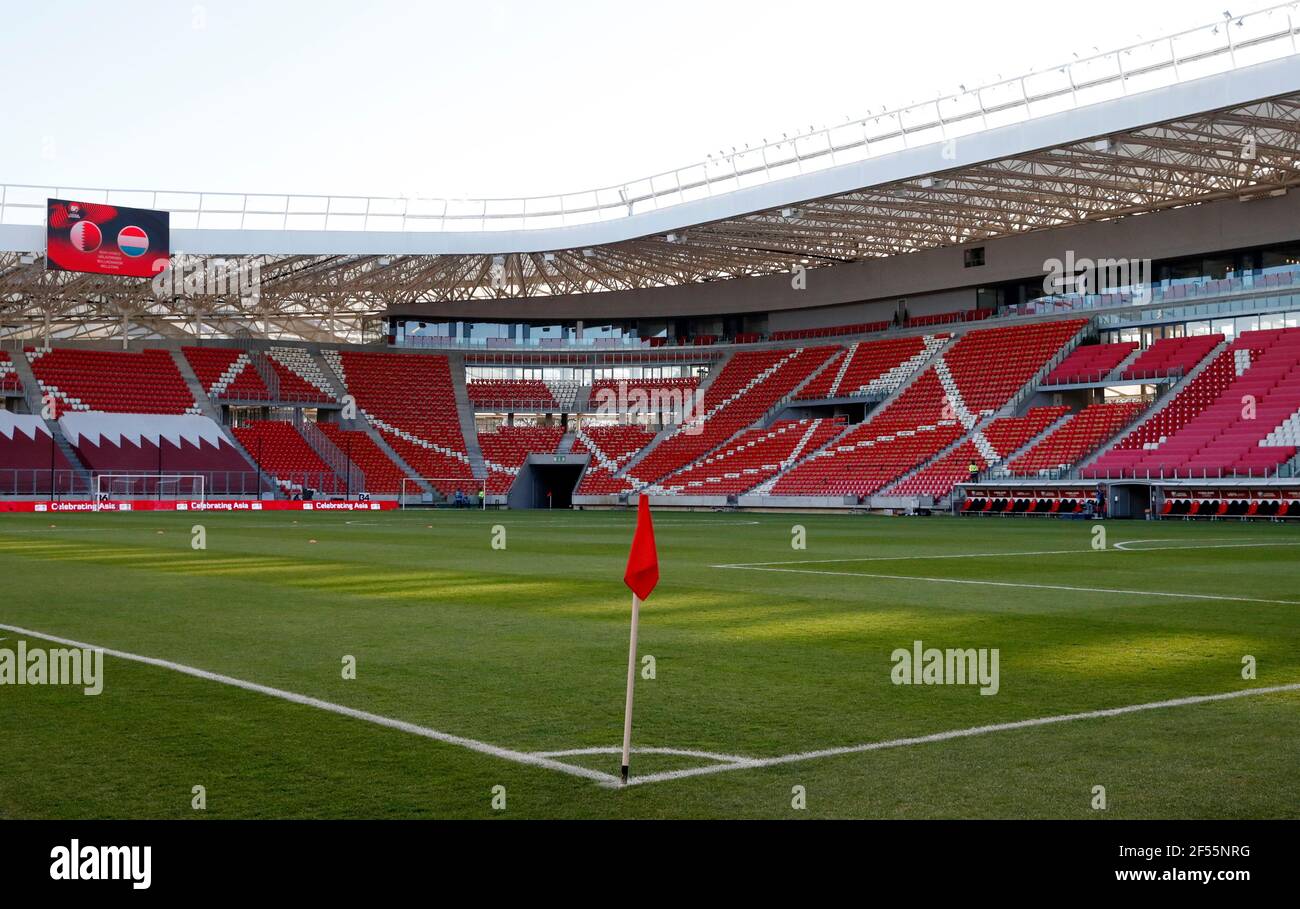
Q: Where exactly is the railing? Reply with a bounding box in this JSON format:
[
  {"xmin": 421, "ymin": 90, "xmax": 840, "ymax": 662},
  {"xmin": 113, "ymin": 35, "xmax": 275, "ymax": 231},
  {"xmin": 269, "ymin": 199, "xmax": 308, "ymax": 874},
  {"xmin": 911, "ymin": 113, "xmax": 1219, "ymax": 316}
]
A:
[
  {"xmin": 233, "ymin": 334, "xmax": 282, "ymax": 400},
  {"xmin": 468, "ymin": 396, "xmax": 561, "ymax": 412},
  {"xmin": 296, "ymin": 417, "xmax": 367, "ymax": 496},
  {"xmin": 1014, "ymin": 263, "xmax": 1300, "ymax": 319},
  {"xmin": 3, "ymin": 5, "xmax": 1296, "ymax": 235},
  {"xmin": 984, "ymin": 464, "xmax": 1294, "ymax": 482},
  {"xmin": 0, "ymin": 469, "xmax": 274, "ymax": 498},
  {"xmin": 1040, "ymin": 366, "xmax": 1185, "ymax": 386}
]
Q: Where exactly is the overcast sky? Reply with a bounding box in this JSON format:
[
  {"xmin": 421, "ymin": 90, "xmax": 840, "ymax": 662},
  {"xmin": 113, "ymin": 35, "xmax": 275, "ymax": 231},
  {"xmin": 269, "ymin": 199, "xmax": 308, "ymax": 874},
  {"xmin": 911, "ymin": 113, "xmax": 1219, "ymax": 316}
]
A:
[{"xmin": 0, "ymin": 0, "xmax": 1255, "ymax": 200}]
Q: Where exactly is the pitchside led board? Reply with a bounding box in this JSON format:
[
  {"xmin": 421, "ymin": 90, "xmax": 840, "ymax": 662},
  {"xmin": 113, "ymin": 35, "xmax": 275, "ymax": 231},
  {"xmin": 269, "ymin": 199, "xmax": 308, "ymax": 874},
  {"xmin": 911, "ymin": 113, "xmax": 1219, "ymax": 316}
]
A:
[{"xmin": 46, "ymin": 198, "xmax": 170, "ymax": 278}]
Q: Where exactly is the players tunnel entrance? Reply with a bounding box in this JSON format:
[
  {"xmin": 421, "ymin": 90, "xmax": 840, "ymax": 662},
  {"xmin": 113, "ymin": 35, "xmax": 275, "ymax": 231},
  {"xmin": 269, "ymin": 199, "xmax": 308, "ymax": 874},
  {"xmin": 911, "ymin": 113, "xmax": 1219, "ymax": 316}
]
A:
[
  {"xmin": 508, "ymin": 455, "xmax": 588, "ymax": 509},
  {"xmin": 1108, "ymin": 483, "xmax": 1153, "ymax": 519}
]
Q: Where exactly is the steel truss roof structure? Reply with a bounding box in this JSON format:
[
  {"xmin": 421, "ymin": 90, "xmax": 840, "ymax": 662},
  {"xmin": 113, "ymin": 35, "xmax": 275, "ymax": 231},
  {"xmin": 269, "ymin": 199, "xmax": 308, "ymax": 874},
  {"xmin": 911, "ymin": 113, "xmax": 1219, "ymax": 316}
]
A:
[{"xmin": 2, "ymin": 7, "xmax": 1300, "ymax": 343}]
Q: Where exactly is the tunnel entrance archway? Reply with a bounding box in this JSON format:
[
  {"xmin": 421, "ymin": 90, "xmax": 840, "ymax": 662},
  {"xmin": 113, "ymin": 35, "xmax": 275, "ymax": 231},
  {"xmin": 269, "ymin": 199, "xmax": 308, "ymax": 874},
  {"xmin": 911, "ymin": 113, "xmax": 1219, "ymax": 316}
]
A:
[{"xmin": 506, "ymin": 455, "xmax": 589, "ymax": 509}]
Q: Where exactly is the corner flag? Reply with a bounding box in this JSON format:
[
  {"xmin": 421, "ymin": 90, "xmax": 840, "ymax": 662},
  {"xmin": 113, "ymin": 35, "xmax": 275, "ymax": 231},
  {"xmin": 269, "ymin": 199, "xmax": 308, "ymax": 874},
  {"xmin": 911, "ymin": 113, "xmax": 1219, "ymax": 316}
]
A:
[
  {"xmin": 620, "ymin": 495, "xmax": 658, "ymax": 784},
  {"xmin": 623, "ymin": 495, "xmax": 658, "ymax": 601}
]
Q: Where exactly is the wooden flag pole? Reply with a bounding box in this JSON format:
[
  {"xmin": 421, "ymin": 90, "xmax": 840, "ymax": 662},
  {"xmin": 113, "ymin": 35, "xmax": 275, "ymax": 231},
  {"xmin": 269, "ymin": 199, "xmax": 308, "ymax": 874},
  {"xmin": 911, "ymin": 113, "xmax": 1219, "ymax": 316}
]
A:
[{"xmin": 620, "ymin": 592, "xmax": 641, "ymax": 784}]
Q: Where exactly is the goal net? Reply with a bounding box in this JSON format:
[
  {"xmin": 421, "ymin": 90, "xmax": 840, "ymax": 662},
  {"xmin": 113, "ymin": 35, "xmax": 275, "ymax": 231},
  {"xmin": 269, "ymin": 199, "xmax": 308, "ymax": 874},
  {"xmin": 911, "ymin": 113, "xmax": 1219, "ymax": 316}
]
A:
[
  {"xmin": 95, "ymin": 473, "xmax": 206, "ymax": 505},
  {"xmin": 400, "ymin": 477, "xmax": 488, "ymax": 509}
]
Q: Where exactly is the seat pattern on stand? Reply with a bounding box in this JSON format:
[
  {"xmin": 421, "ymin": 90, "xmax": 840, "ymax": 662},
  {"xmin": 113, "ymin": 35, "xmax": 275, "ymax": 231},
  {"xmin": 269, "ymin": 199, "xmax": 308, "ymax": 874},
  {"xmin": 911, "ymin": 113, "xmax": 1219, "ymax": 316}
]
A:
[
  {"xmin": 479, "ymin": 425, "xmax": 564, "ymax": 493},
  {"xmin": 573, "ymin": 424, "xmax": 656, "ymax": 494},
  {"xmin": 325, "ymin": 350, "xmax": 474, "ymax": 494},
  {"xmin": 1087, "ymin": 329, "xmax": 1300, "ymax": 478},
  {"xmin": 29, "ymin": 347, "xmax": 200, "ymax": 417}
]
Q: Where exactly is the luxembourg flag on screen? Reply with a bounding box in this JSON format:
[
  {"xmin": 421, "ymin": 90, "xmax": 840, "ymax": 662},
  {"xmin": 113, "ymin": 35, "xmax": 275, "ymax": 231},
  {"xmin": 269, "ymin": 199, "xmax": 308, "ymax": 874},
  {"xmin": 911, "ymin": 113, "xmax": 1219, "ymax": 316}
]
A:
[{"xmin": 117, "ymin": 225, "xmax": 150, "ymax": 257}]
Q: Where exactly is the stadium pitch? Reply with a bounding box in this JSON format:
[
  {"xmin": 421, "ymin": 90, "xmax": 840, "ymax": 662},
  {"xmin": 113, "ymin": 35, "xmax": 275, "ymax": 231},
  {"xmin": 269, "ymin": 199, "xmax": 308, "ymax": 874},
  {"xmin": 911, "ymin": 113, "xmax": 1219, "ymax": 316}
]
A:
[{"xmin": 0, "ymin": 510, "xmax": 1296, "ymax": 819}]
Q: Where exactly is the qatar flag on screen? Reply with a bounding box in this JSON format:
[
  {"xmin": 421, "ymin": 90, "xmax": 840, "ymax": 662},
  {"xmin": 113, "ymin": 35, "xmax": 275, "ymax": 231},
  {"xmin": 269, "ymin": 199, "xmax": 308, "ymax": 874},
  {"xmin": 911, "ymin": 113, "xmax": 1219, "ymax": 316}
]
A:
[{"xmin": 46, "ymin": 198, "xmax": 170, "ymax": 278}]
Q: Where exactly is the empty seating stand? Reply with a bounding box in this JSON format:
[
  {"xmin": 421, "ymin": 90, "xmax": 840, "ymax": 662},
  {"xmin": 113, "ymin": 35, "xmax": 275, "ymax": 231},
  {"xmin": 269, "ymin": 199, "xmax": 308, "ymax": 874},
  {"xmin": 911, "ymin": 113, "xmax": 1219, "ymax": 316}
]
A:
[
  {"xmin": 316, "ymin": 422, "xmax": 409, "ymax": 494},
  {"xmin": 0, "ymin": 351, "xmax": 23, "ymax": 393},
  {"xmin": 1009, "ymin": 401, "xmax": 1146, "ymax": 475},
  {"xmin": 884, "ymin": 407, "xmax": 1069, "ymax": 498},
  {"xmin": 774, "ymin": 322, "xmax": 1085, "ymax": 496},
  {"xmin": 467, "ymin": 379, "xmax": 557, "ymax": 410},
  {"xmin": 478, "ymin": 425, "xmax": 564, "ymax": 493},
  {"xmin": 232, "ymin": 420, "xmax": 341, "ymax": 495},
  {"xmin": 1087, "ymin": 329, "xmax": 1300, "ymax": 478},
  {"xmin": 1043, "ymin": 342, "xmax": 1137, "ymax": 385},
  {"xmin": 183, "ymin": 346, "xmax": 270, "ymax": 401},
  {"xmin": 573, "ymin": 424, "xmax": 656, "ymax": 494},
  {"xmin": 326, "ymin": 350, "xmax": 474, "ymax": 494},
  {"xmin": 795, "ymin": 335, "xmax": 938, "ymax": 400},
  {"xmin": 658, "ymin": 418, "xmax": 844, "ymax": 495},
  {"xmin": 1121, "ymin": 334, "xmax": 1221, "ymax": 381},
  {"xmin": 627, "ymin": 346, "xmax": 838, "ymax": 486},
  {"xmin": 29, "ymin": 347, "xmax": 199, "ymax": 417},
  {"xmin": 589, "ymin": 377, "xmax": 699, "ymax": 414}
]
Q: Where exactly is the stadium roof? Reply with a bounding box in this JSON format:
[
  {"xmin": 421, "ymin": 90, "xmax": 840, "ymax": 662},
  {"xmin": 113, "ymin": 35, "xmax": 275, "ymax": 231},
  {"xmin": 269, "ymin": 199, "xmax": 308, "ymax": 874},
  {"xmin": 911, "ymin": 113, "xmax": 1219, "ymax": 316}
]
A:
[{"xmin": 3, "ymin": 4, "xmax": 1300, "ymax": 342}]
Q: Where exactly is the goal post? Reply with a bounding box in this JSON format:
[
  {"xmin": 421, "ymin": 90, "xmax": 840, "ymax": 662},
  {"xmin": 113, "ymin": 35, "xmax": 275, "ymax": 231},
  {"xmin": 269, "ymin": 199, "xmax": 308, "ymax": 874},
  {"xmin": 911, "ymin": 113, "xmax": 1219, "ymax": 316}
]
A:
[
  {"xmin": 94, "ymin": 473, "xmax": 206, "ymax": 505},
  {"xmin": 400, "ymin": 477, "xmax": 488, "ymax": 509}
]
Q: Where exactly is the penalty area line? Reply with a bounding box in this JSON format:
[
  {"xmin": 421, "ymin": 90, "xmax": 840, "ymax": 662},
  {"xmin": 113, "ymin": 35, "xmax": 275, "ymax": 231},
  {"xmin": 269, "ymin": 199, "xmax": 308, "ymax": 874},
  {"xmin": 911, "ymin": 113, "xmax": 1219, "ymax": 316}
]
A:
[
  {"xmin": 0, "ymin": 622, "xmax": 619, "ymax": 786},
  {"xmin": 711, "ymin": 564, "xmax": 1300, "ymax": 605},
  {"xmin": 714, "ymin": 539, "xmax": 1300, "ymax": 568},
  {"xmin": 619, "ymin": 682, "xmax": 1300, "ymax": 787}
]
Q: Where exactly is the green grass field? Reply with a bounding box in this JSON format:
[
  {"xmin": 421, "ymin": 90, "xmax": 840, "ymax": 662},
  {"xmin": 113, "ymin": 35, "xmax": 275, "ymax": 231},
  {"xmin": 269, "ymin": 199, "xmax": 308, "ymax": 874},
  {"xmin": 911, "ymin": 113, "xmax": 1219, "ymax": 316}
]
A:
[{"xmin": 1, "ymin": 509, "xmax": 1297, "ymax": 819}]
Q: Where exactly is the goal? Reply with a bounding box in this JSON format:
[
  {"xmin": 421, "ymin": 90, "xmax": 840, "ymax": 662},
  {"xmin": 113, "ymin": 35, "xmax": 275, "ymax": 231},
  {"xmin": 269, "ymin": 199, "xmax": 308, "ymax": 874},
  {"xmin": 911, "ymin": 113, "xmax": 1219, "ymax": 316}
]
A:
[
  {"xmin": 95, "ymin": 473, "xmax": 206, "ymax": 505},
  {"xmin": 399, "ymin": 477, "xmax": 487, "ymax": 509}
]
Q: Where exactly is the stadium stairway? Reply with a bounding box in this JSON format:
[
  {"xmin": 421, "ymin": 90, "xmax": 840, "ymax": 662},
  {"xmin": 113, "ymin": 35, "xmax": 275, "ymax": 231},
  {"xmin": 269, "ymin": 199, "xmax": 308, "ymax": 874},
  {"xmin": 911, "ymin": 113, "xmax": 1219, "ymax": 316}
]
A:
[
  {"xmin": 627, "ymin": 346, "xmax": 839, "ymax": 490},
  {"xmin": 298, "ymin": 417, "xmax": 363, "ymax": 491},
  {"xmin": 571, "ymin": 385, "xmax": 592, "ymax": 413},
  {"xmin": 310, "ymin": 349, "xmax": 351, "ymax": 400},
  {"xmin": 448, "ymin": 354, "xmax": 487, "ymax": 478},
  {"xmin": 752, "ymin": 333, "xmax": 957, "ymax": 493},
  {"xmin": 995, "ymin": 409, "xmax": 1076, "ymax": 464},
  {"xmin": 557, "ymin": 432, "xmax": 577, "ymax": 455},
  {"xmin": 1107, "ymin": 344, "xmax": 1146, "ymax": 382},
  {"xmin": 363, "ymin": 423, "xmax": 430, "ymax": 496},
  {"xmin": 170, "ymin": 349, "xmax": 225, "ymax": 422},
  {"xmin": 761, "ymin": 349, "xmax": 847, "ymax": 426},
  {"xmin": 7, "ymin": 352, "xmax": 92, "ymax": 487},
  {"xmin": 242, "ymin": 347, "xmax": 282, "ymax": 399},
  {"xmin": 316, "ymin": 350, "xmax": 430, "ymax": 496},
  {"xmin": 170, "ymin": 348, "xmax": 289, "ymax": 487},
  {"xmin": 612, "ymin": 350, "xmax": 735, "ymax": 478}
]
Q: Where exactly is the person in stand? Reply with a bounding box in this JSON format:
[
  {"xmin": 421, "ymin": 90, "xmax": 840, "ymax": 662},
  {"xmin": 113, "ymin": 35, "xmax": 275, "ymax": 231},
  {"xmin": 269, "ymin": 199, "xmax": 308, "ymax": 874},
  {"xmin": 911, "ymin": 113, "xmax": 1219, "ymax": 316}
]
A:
[{"xmin": 967, "ymin": 460, "xmax": 980, "ymax": 484}]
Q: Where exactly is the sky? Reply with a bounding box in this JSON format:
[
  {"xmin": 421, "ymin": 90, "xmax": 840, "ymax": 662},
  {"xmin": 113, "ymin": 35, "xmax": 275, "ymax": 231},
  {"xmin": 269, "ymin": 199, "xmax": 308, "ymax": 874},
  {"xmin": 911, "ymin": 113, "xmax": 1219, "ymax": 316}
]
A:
[{"xmin": 0, "ymin": 0, "xmax": 1257, "ymax": 201}]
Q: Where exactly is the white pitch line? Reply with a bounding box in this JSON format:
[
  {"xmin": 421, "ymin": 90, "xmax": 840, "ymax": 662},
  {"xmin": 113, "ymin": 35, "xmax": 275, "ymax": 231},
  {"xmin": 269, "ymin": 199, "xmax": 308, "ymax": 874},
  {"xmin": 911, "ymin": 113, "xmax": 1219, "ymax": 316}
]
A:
[
  {"xmin": 714, "ymin": 539, "xmax": 1300, "ymax": 568},
  {"xmin": 620, "ymin": 682, "xmax": 1300, "ymax": 787},
  {"xmin": 712, "ymin": 564, "xmax": 1300, "ymax": 605},
  {"xmin": 534, "ymin": 745, "xmax": 753, "ymax": 763},
  {"xmin": 0, "ymin": 622, "xmax": 618, "ymax": 786}
]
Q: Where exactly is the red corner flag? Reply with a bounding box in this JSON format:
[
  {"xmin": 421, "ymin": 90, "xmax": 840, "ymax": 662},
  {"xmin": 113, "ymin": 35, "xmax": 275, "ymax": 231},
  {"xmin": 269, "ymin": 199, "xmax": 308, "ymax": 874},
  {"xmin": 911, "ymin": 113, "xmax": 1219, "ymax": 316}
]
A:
[
  {"xmin": 623, "ymin": 495, "xmax": 659, "ymax": 602},
  {"xmin": 620, "ymin": 496, "xmax": 658, "ymax": 784}
]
